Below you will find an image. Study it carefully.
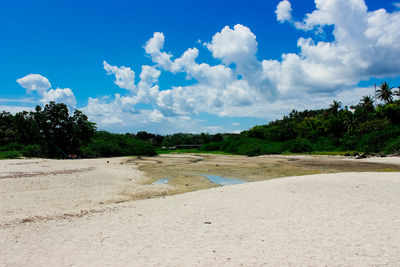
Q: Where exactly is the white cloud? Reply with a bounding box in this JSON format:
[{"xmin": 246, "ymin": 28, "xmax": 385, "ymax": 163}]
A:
[
  {"xmin": 0, "ymin": 105, "xmax": 35, "ymax": 114},
  {"xmin": 393, "ymin": 2, "xmax": 400, "ymax": 9},
  {"xmin": 271, "ymin": 0, "xmax": 400, "ymax": 94},
  {"xmin": 275, "ymin": 0, "xmax": 292, "ymax": 23},
  {"xmin": 16, "ymin": 74, "xmax": 51, "ymax": 94},
  {"xmin": 206, "ymin": 24, "xmax": 258, "ymax": 66},
  {"xmin": 103, "ymin": 61, "xmax": 136, "ymax": 92},
  {"xmin": 42, "ymin": 88, "xmax": 76, "ymax": 107},
  {"xmin": 102, "ymin": 116, "xmax": 123, "ymax": 125},
  {"xmin": 149, "ymin": 25, "xmax": 275, "ymax": 118},
  {"xmin": 137, "ymin": 65, "xmax": 161, "ymax": 102},
  {"xmin": 16, "ymin": 74, "xmax": 77, "ymax": 109},
  {"xmin": 149, "ymin": 109, "xmax": 164, "ymax": 122},
  {"xmin": 144, "ymin": 32, "xmax": 178, "ymax": 72},
  {"xmin": 83, "ymin": 94, "xmax": 137, "ymax": 124},
  {"xmin": 81, "ymin": 0, "xmax": 400, "ymax": 133}
]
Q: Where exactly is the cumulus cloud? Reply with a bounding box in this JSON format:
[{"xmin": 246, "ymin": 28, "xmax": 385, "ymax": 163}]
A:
[
  {"xmin": 16, "ymin": 74, "xmax": 51, "ymax": 94},
  {"xmin": 83, "ymin": 0, "xmax": 400, "ymax": 132},
  {"xmin": 144, "ymin": 32, "xmax": 179, "ymax": 72},
  {"xmin": 270, "ymin": 0, "xmax": 400, "ymax": 95},
  {"xmin": 275, "ymin": 0, "xmax": 293, "ymax": 23},
  {"xmin": 103, "ymin": 61, "xmax": 136, "ymax": 92},
  {"xmin": 137, "ymin": 65, "xmax": 161, "ymax": 102},
  {"xmin": 16, "ymin": 74, "xmax": 76, "ymax": 109},
  {"xmin": 82, "ymin": 63, "xmax": 163, "ymax": 128},
  {"xmin": 42, "ymin": 88, "xmax": 76, "ymax": 107},
  {"xmin": 206, "ymin": 24, "xmax": 258, "ymax": 66},
  {"xmin": 145, "ymin": 24, "xmax": 275, "ymax": 118}
]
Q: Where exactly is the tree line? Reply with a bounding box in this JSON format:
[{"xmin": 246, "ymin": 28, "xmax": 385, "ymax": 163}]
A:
[
  {"xmin": 202, "ymin": 82, "xmax": 400, "ymax": 156},
  {"xmin": 1, "ymin": 82, "xmax": 399, "ymax": 159},
  {"xmin": 0, "ymin": 102, "xmax": 155, "ymax": 158}
]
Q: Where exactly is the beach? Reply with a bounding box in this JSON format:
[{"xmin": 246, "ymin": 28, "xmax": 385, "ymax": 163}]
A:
[{"xmin": 1, "ymin": 155, "xmax": 400, "ymax": 266}]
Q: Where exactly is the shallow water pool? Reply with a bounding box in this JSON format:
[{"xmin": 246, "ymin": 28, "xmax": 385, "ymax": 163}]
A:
[
  {"xmin": 152, "ymin": 178, "xmax": 170, "ymax": 185},
  {"xmin": 202, "ymin": 174, "xmax": 247, "ymax": 186}
]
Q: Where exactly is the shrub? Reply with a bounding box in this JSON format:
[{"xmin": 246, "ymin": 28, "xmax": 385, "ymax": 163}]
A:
[
  {"xmin": 284, "ymin": 138, "xmax": 312, "ymax": 153},
  {"xmin": 383, "ymin": 137, "xmax": 400, "ymax": 154},
  {"xmin": 0, "ymin": 150, "xmax": 21, "ymax": 159},
  {"xmin": 356, "ymin": 125, "xmax": 400, "ymax": 153},
  {"xmin": 79, "ymin": 131, "xmax": 156, "ymax": 157},
  {"xmin": 201, "ymin": 142, "xmax": 221, "ymax": 151},
  {"xmin": 21, "ymin": 144, "xmax": 46, "ymax": 158}
]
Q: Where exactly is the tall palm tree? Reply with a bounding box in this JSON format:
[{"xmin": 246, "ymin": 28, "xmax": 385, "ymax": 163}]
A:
[
  {"xmin": 376, "ymin": 82, "xmax": 394, "ymax": 103},
  {"xmin": 360, "ymin": 95, "xmax": 374, "ymax": 112},
  {"xmin": 330, "ymin": 100, "xmax": 342, "ymax": 116}
]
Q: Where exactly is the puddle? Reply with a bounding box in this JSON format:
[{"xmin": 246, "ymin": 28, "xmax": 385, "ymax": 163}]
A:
[
  {"xmin": 201, "ymin": 174, "xmax": 247, "ymax": 186},
  {"xmin": 152, "ymin": 178, "xmax": 170, "ymax": 185}
]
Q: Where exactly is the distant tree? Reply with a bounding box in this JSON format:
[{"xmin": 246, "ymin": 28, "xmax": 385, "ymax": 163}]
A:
[
  {"xmin": 343, "ymin": 112, "xmax": 357, "ymax": 132},
  {"xmin": 0, "ymin": 111, "xmax": 15, "ymax": 146},
  {"xmin": 330, "ymin": 100, "xmax": 342, "ymax": 116},
  {"xmin": 70, "ymin": 109, "xmax": 97, "ymax": 150},
  {"xmin": 360, "ymin": 95, "xmax": 375, "ymax": 112},
  {"xmin": 377, "ymin": 82, "xmax": 394, "ymax": 103},
  {"xmin": 211, "ymin": 133, "xmax": 223, "ymax": 142}
]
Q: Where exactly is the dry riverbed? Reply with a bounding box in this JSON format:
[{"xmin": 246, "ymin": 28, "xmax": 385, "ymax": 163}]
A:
[
  {"xmin": 131, "ymin": 153, "xmax": 400, "ymax": 195},
  {"xmin": 1, "ymin": 154, "xmax": 400, "ymax": 266},
  {"xmin": 1, "ymin": 154, "xmax": 400, "ymax": 227}
]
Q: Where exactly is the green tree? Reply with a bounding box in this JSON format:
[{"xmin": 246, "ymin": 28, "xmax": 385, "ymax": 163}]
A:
[
  {"xmin": 330, "ymin": 100, "xmax": 342, "ymax": 116},
  {"xmin": 377, "ymin": 82, "xmax": 394, "ymax": 103},
  {"xmin": 360, "ymin": 95, "xmax": 374, "ymax": 112}
]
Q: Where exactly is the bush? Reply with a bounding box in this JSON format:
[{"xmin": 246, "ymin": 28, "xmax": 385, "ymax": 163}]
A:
[
  {"xmin": 0, "ymin": 142, "xmax": 24, "ymax": 152},
  {"xmin": 284, "ymin": 138, "xmax": 312, "ymax": 153},
  {"xmin": 201, "ymin": 142, "xmax": 222, "ymax": 151},
  {"xmin": 0, "ymin": 150, "xmax": 21, "ymax": 159},
  {"xmin": 383, "ymin": 137, "xmax": 400, "ymax": 154},
  {"xmin": 311, "ymin": 136, "xmax": 339, "ymax": 151},
  {"xmin": 356, "ymin": 125, "xmax": 400, "ymax": 153},
  {"xmin": 21, "ymin": 144, "xmax": 46, "ymax": 158},
  {"xmin": 80, "ymin": 131, "xmax": 156, "ymax": 157},
  {"xmin": 201, "ymin": 136, "xmax": 285, "ymax": 156}
]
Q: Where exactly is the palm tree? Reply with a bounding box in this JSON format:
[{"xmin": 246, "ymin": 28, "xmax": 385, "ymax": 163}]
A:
[
  {"xmin": 343, "ymin": 112, "xmax": 357, "ymax": 132},
  {"xmin": 360, "ymin": 95, "xmax": 374, "ymax": 112},
  {"xmin": 330, "ymin": 100, "xmax": 342, "ymax": 116},
  {"xmin": 376, "ymin": 82, "xmax": 393, "ymax": 103}
]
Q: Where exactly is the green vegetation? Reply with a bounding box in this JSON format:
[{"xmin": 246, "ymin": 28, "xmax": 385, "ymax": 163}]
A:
[
  {"xmin": 201, "ymin": 82, "xmax": 400, "ymax": 156},
  {"xmin": 0, "ymin": 102, "xmax": 156, "ymax": 158},
  {"xmin": 1, "ymin": 82, "xmax": 399, "ymax": 159},
  {"xmin": 80, "ymin": 131, "xmax": 156, "ymax": 158}
]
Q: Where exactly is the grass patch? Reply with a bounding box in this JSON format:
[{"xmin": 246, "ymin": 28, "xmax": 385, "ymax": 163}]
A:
[
  {"xmin": 156, "ymin": 149, "xmax": 234, "ymax": 155},
  {"xmin": 280, "ymin": 151, "xmax": 360, "ymax": 156}
]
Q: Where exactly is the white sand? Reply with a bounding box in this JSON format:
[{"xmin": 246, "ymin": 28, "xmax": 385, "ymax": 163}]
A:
[
  {"xmin": 1, "ymin": 157, "xmax": 400, "ymax": 266},
  {"xmin": 0, "ymin": 157, "xmax": 172, "ymax": 225}
]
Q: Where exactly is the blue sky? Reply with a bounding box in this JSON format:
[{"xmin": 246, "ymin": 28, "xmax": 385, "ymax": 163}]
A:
[{"xmin": 1, "ymin": 0, "xmax": 400, "ymax": 134}]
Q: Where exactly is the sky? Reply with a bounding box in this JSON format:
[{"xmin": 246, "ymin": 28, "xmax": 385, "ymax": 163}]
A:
[{"xmin": 1, "ymin": 0, "xmax": 400, "ymax": 134}]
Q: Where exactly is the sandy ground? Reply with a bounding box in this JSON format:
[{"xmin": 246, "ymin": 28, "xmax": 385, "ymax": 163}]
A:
[
  {"xmin": 1, "ymin": 155, "xmax": 400, "ymax": 266},
  {"xmin": 0, "ymin": 157, "xmax": 171, "ymax": 226}
]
